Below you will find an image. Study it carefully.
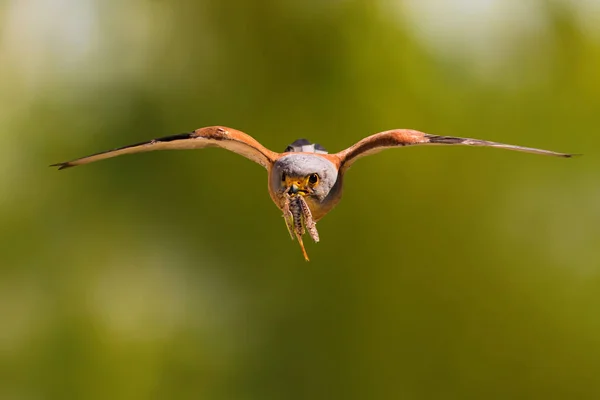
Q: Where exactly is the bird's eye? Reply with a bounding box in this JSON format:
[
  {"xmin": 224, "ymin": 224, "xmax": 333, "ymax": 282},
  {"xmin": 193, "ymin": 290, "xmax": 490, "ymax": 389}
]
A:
[
  {"xmin": 308, "ymin": 173, "xmax": 319, "ymax": 185},
  {"xmin": 281, "ymin": 173, "xmax": 287, "ymax": 182}
]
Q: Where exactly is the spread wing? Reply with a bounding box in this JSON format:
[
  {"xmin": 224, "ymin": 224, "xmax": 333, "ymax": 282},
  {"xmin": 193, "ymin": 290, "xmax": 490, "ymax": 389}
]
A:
[
  {"xmin": 337, "ymin": 129, "xmax": 577, "ymax": 171},
  {"xmin": 51, "ymin": 126, "xmax": 278, "ymax": 170}
]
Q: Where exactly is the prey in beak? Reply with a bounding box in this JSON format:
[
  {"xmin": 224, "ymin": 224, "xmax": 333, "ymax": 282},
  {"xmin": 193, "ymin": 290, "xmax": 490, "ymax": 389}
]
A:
[
  {"xmin": 282, "ymin": 182, "xmax": 320, "ymax": 261},
  {"xmin": 283, "ymin": 174, "xmax": 319, "ymax": 261}
]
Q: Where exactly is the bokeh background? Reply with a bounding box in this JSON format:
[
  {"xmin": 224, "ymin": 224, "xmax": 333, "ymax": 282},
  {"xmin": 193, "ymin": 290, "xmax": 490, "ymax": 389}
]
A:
[{"xmin": 1, "ymin": 0, "xmax": 599, "ymax": 399}]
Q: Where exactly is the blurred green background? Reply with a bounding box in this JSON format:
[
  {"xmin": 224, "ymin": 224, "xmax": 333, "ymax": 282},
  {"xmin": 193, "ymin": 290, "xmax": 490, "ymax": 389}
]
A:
[{"xmin": 1, "ymin": 0, "xmax": 598, "ymax": 399}]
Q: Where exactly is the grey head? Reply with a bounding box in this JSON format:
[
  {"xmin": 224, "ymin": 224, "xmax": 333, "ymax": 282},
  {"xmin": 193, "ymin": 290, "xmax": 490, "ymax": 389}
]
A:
[{"xmin": 270, "ymin": 153, "xmax": 340, "ymax": 204}]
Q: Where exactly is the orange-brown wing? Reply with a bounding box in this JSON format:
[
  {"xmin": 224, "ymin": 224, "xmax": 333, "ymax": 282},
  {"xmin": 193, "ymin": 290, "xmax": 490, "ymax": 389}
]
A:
[
  {"xmin": 337, "ymin": 129, "xmax": 576, "ymax": 171},
  {"xmin": 51, "ymin": 126, "xmax": 278, "ymax": 170}
]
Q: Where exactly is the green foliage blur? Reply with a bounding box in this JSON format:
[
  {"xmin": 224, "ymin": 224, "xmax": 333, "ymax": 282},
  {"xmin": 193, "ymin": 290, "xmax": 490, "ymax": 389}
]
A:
[{"xmin": 1, "ymin": 1, "xmax": 598, "ymax": 399}]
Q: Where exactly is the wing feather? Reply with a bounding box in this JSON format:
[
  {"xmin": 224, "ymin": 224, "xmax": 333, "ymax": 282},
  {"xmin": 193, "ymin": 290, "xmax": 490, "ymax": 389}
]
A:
[
  {"xmin": 337, "ymin": 129, "xmax": 577, "ymax": 171},
  {"xmin": 51, "ymin": 126, "xmax": 277, "ymax": 170}
]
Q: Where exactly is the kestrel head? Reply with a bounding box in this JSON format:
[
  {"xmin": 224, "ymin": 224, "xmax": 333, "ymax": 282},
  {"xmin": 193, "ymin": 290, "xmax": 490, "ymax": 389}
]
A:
[
  {"xmin": 267, "ymin": 140, "xmax": 344, "ymax": 225},
  {"xmin": 271, "ymin": 153, "xmax": 338, "ymax": 201}
]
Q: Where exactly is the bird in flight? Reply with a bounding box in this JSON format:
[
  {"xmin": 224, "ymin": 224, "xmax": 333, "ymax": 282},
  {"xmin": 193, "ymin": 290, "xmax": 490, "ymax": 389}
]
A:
[{"xmin": 52, "ymin": 126, "xmax": 576, "ymax": 261}]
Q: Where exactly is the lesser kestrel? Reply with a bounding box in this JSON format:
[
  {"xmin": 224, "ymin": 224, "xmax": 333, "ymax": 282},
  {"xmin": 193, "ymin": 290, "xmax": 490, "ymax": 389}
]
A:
[{"xmin": 52, "ymin": 127, "xmax": 575, "ymax": 260}]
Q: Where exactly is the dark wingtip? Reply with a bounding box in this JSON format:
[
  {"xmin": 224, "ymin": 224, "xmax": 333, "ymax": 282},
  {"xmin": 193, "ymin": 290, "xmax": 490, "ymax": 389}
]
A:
[
  {"xmin": 556, "ymin": 153, "xmax": 582, "ymax": 158},
  {"xmin": 50, "ymin": 162, "xmax": 74, "ymax": 170}
]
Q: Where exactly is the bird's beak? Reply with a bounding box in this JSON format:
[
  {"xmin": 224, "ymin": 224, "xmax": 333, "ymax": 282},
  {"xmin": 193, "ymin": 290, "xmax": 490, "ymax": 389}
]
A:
[{"xmin": 285, "ymin": 176, "xmax": 309, "ymax": 196}]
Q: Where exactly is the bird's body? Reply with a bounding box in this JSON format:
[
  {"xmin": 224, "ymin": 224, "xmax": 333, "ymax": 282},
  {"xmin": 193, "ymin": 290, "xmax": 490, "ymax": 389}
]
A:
[{"xmin": 52, "ymin": 126, "xmax": 576, "ymax": 261}]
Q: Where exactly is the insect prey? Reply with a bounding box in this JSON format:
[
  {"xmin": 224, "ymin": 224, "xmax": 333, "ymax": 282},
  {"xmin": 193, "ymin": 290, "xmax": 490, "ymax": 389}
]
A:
[{"xmin": 282, "ymin": 194, "xmax": 319, "ymax": 261}]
